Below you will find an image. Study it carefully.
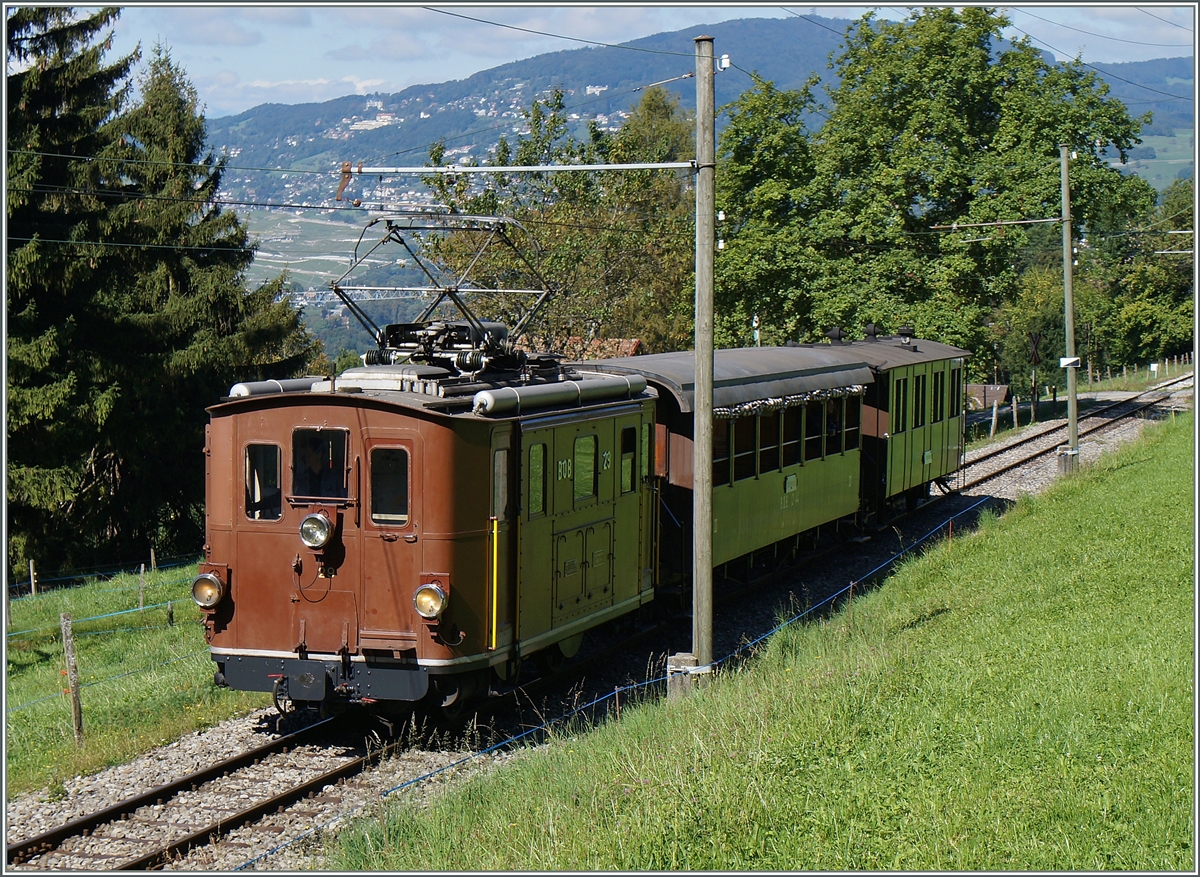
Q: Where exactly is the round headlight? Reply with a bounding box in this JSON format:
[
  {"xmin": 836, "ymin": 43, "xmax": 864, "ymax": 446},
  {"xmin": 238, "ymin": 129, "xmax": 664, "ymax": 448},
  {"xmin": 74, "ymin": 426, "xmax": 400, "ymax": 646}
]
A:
[
  {"xmin": 299, "ymin": 512, "xmax": 333, "ymax": 549},
  {"xmin": 414, "ymin": 583, "xmax": 447, "ymax": 619},
  {"xmin": 192, "ymin": 572, "xmax": 225, "ymax": 609}
]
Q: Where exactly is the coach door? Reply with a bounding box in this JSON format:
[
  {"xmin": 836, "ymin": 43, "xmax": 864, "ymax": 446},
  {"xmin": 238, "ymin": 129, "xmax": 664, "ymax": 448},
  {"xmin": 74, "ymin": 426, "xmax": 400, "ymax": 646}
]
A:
[{"xmin": 358, "ymin": 432, "xmax": 421, "ymax": 653}]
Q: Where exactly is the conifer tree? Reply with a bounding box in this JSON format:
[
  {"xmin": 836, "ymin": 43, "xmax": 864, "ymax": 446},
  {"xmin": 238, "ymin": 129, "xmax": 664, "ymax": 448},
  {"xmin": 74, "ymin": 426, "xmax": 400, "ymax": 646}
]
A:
[{"xmin": 6, "ymin": 10, "xmax": 316, "ymax": 576}]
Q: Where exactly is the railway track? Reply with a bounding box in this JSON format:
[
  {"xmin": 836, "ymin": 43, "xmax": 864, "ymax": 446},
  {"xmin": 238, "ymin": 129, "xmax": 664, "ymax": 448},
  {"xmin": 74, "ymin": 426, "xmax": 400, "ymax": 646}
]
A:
[
  {"xmin": 4, "ymin": 714, "xmax": 401, "ymax": 870},
  {"xmin": 8, "ymin": 374, "xmax": 1190, "ymax": 870},
  {"xmin": 959, "ymin": 373, "xmax": 1192, "ymax": 490}
]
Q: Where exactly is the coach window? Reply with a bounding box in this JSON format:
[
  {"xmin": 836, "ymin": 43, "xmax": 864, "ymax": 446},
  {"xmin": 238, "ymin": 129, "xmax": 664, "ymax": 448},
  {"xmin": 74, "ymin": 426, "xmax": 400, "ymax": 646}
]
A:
[
  {"xmin": 932, "ymin": 370, "xmax": 946, "ymax": 423},
  {"xmin": 759, "ymin": 411, "xmax": 780, "ymax": 472},
  {"xmin": 825, "ymin": 399, "xmax": 844, "ymax": 455},
  {"xmin": 733, "ymin": 416, "xmax": 757, "ymax": 481},
  {"xmin": 573, "ymin": 434, "xmax": 596, "ymax": 501},
  {"xmin": 913, "ymin": 374, "xmax": 927, "ymax": 429},
  {"xmin": 292, "ymin": 429, "xmax": 348, "ymax": 498},
  {"xmin": 245, "ymin": 444, "xmax": 282, "ymax": 520},
  {"xmin": 370, "ymin": 448, "xmax": 409, "ymax": 525},
  {"xmin": 782, "ymin": 407, "xmax": 802, "ymax": 466},
  {"xmin": 620, "ymin": 427, "xmax": 637, "ymax": 494},
  {"xmin": 493, "ymin": 449, "xmax": 509, "ymax": 520},
  {"xmin": 950, "ymin": 367, "xmax": 963, "ymax": 417},
  {"xmin": 804, "ymin": 401, "xmax": 824, "ymax": 461},
  {"xmin": 893, "ymin": 378, "xmax": 908, "ymax": 434},
  {"xmin": 844, "ymin": 396, "xmax": 861, "ymax": 451},
  {"xmin": 713, "ymin": 418, "xmax": 731, "ymax": 486},
  {"xmin": 528, "ymin": 443, "xmax": 546, "ymax": 517}
]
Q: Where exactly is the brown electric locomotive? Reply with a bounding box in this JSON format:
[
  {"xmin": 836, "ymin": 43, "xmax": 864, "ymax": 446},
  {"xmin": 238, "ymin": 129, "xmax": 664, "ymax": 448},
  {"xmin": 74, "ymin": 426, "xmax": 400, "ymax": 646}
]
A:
[{"xmin": 193, "ymin": 315, "xmax": 967, "ymax": 717}]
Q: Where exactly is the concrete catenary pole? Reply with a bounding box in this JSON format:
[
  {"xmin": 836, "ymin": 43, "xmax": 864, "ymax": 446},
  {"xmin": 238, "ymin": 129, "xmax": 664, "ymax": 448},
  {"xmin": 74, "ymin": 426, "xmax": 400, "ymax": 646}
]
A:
[
  {"xmin": 1060, "ymin": 145, "xmax": 1079, "ymax": 472},
  {"xmin": 693, "ymin": 35, "xmax": 715, "ymax": 672}
]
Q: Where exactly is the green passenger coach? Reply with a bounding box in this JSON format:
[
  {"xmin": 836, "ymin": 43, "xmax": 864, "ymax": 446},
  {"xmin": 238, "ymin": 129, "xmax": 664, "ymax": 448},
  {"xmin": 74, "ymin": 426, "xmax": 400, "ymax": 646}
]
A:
[
  {"xmin": 578, "ymin": 347, "xmax": 875, "ymax": 586},
  {"xmin": 842, "ymin": 326, "xmax": 971, "ymax": 518}
]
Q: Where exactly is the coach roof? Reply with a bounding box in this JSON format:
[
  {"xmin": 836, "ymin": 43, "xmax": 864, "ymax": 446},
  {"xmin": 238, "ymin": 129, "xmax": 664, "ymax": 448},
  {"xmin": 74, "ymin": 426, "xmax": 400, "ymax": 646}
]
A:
[{"xmin": 572, "ymin": 346, "xmax": 874, "ymax": 414}]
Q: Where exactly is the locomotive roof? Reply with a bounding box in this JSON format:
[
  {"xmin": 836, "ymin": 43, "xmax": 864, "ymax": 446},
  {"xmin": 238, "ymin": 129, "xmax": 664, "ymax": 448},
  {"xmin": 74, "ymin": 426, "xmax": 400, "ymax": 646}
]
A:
[
  {"xmin": 573, "ymin": 346, "xmax": 874, "ymax": 414},
  {"xmin": 826, "ymin": 336, "xmax": 972, "ymax": 369}
]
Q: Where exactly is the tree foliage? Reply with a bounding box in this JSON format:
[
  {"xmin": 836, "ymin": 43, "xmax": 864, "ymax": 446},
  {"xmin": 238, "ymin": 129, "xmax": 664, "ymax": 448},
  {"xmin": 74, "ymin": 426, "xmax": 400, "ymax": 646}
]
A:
[
  {"xmin": 714, "ymin": 7, "xmax": 1160, "ymax": 375},
  {"xmin": 6, "ymin": 10, "xmax": 315, "ymax": 577},
  {"xmin": 420, "ymin": 87, "xmax": 695, "ymax": 354}
]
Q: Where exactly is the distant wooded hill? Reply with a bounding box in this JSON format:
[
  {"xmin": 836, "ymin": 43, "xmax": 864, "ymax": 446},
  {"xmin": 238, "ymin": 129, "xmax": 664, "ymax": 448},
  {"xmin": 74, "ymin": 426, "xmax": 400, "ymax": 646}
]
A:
[{"xmin": 207, "ymin": 14, "xmax": 1194, "ymax": 206}]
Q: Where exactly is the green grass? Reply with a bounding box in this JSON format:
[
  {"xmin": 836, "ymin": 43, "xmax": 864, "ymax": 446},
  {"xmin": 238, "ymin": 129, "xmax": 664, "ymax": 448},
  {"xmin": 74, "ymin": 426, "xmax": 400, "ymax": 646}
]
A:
[
  {"xmin": 5, "ymin": 565, "xmax": 269, "ymax": 798},
  {"xmin": 334, "ymin": 413, "xmax": 1194, "ymax": 871}
]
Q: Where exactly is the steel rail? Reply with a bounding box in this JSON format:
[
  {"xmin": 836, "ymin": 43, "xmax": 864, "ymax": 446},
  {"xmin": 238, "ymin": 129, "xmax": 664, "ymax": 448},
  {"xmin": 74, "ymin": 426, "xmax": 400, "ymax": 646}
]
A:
[
  {"xmin": 965, "ymin": 373, "xmax": 1192, "ymax": 468},
  {"xmin": 960, "ymin": 392, "xmax": 1178, "ymax": 491},
  {"xmin": 6, "ymin": 715, "xmax": 343, "ymax": 867}
]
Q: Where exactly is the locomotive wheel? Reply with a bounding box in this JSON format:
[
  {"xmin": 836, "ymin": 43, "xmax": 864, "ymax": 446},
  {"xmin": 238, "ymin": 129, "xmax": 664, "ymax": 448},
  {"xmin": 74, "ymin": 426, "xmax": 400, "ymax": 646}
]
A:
[
  {"xmin": 272, "ymin": 678, "xmax": 294, "ymax": 716},
  {"xmin": 536, "ymin": 633, "xmax": 581, "ymax": 677}
]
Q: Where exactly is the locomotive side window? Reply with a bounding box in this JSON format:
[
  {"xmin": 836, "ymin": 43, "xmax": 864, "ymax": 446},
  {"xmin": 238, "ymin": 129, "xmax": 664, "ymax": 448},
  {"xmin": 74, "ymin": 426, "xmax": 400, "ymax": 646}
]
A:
[
  {"xmin": 893, "ymin": 378, "xmax": 908, "ymax": 433},
  {"xmin": 825, "ymin": 398, "xmax": 844, "ymax": 455},
  {"xmin": 493, "ymin": 449, "xmax": 509, "ymax": 520},
  {"xmin": 620, "ymin": 427, "xmax": 637, "ymax": 494},
  {"xmin": 913, "ymin": 374, "xmax": 927, "ymax": 429},
  {"xmin": 733, "ymin": 416, "xmax": 756, "ymax": 481},
  {"xmin": 844, "ymin": 397, "xmax": 861, "ymax": 451},
  {"xmin": 932, "ymin": 370, "xmax": 946, "ymax": 422},
  {"xmin": 245, "ymin": 444, "xmax": 282, "ymax": 520},
  {"xmin": 292, "ymin": 429, "xmax": 348, "ymax": 498},
  {"xmin": 950, "ymin": 367, "xmax": 962, "ymax": 417},
  {"xmin": 528, "ymin": 443, "xmax": 546, "ymax": 517},
  {"xmin": 370, "ymin": 448, "xmax": 409, "ymax": 525},
  {"xmin": 804, "ymin": 401, "xmax": 823, "ymax": 461},
  {"xmin": 759, "ymin": 411, "xmax": 780, "ymax": 472},
  {"xmin": 713, "ymin": 418, "xmax": 731, "ymax": 486},
  {"xmin": 573, "ymin": 435, "xmax": 596, "ymax": 501},
  {"xmin": 641, "ymin": 423, "xmax": 651, "ymax": 480},
  {"xmin": 782, "ymin": 407, "xmax": 802, "ymax": 466}
]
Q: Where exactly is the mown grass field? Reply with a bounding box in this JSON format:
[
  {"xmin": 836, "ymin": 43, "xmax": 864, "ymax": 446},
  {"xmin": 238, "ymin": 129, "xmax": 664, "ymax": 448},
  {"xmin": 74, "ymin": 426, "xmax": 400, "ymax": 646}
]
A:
[
  {"xmin": 5, "ymin": 566, "xmax": 268, "ymax": 799},
  {"xmin": 335, "ymin": 413, "xmax": 1194, "ymax": 871}
]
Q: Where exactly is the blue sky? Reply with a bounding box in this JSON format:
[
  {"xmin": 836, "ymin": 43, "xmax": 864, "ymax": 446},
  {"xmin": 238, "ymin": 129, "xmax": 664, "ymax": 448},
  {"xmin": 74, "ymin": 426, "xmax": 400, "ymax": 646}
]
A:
[{"xmin": 83, "ymin": 4, "xmax": 1198, "ymax": 118}]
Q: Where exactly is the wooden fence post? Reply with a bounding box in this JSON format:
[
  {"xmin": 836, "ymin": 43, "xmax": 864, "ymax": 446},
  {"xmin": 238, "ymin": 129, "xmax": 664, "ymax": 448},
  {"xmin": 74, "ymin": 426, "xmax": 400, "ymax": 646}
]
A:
[
  {"xmin": 61, "ymin": 613, "xmax": 84, "ymax": 746},
  {"xmin": 1011, "ymin": 395, "xmax": 1019, "ymax": 431},
  {"xmin": 150, "ymin": 547, "xmax": 157, "ymax": 571},
  {"xmin": 990, "ymin": 400, "xmax": 998, "ymax": 439},
  {"xmin": 139, "ymin": 563, "xmax": 145, "ymax": 611},
  {"xmin": 29, "ymin": 559, "xmax": 37, "ymax": 597},
  {"xmin": 167, "ymin": 601, "xmax": 174, "ymax": 626}
]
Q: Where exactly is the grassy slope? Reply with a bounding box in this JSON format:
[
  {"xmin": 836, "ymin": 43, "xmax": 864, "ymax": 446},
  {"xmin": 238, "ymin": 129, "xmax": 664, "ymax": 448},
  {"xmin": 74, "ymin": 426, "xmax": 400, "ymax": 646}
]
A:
[
  {"xmin": 336, "ymin": 413, "xmax": 1194, "ymax": 871},
  {"xmin": 5, "ymin": 567, "xmax": 269, "ymax": 798}
]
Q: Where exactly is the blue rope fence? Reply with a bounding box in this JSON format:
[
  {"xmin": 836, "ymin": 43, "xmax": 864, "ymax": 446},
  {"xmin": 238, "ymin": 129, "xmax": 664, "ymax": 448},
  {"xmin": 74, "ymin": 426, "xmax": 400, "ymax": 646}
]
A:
[
  {"xmin": 7, "ymin": 556, "xmax": 200, "ymax": 597},
  {"xmin": 7, "ymin": 579, "xmax": 194, "ymax": 640},
  {"xmin": 233, "ymin": 495, "xmax": 997, "ymax": 870},
  {"xmin": 6, "ymin": 650, "xmax": 209, "ymax": 714}
]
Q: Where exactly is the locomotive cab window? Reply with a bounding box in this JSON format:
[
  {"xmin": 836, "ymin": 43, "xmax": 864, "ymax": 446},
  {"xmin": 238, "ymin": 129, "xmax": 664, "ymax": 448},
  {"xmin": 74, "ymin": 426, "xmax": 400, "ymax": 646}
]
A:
[
  {"xmin": 528, "ymin": 443, "xmax": 546, "ymax": 517},
  {"xmin": 493, "ymin": 448, "xmax": 509, "ymax": 520},
  {"xmin": 370, "ymin": 448, "xmax": 409, "ymax": 525},
  {"xmin": 950, "ymin": 367, "xmax": 963, "ymax": 417},
  {"xmin": 620, "ymin": 427, "xmax": 637, "ymax": 494},
  {"xmin": 573, "ymin": 434, "xmax": 596, "ymax": 501},
  {"xmin": 245, "ymin": 444, "xmax": 282, "ymax": 520},
  {"xmin": 292, "ymin": 429, "xmax": 348, "ymax": 499},
  {"xmin": 733, "ymin": 416, "xmax": 756, "ymax": 481}
]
